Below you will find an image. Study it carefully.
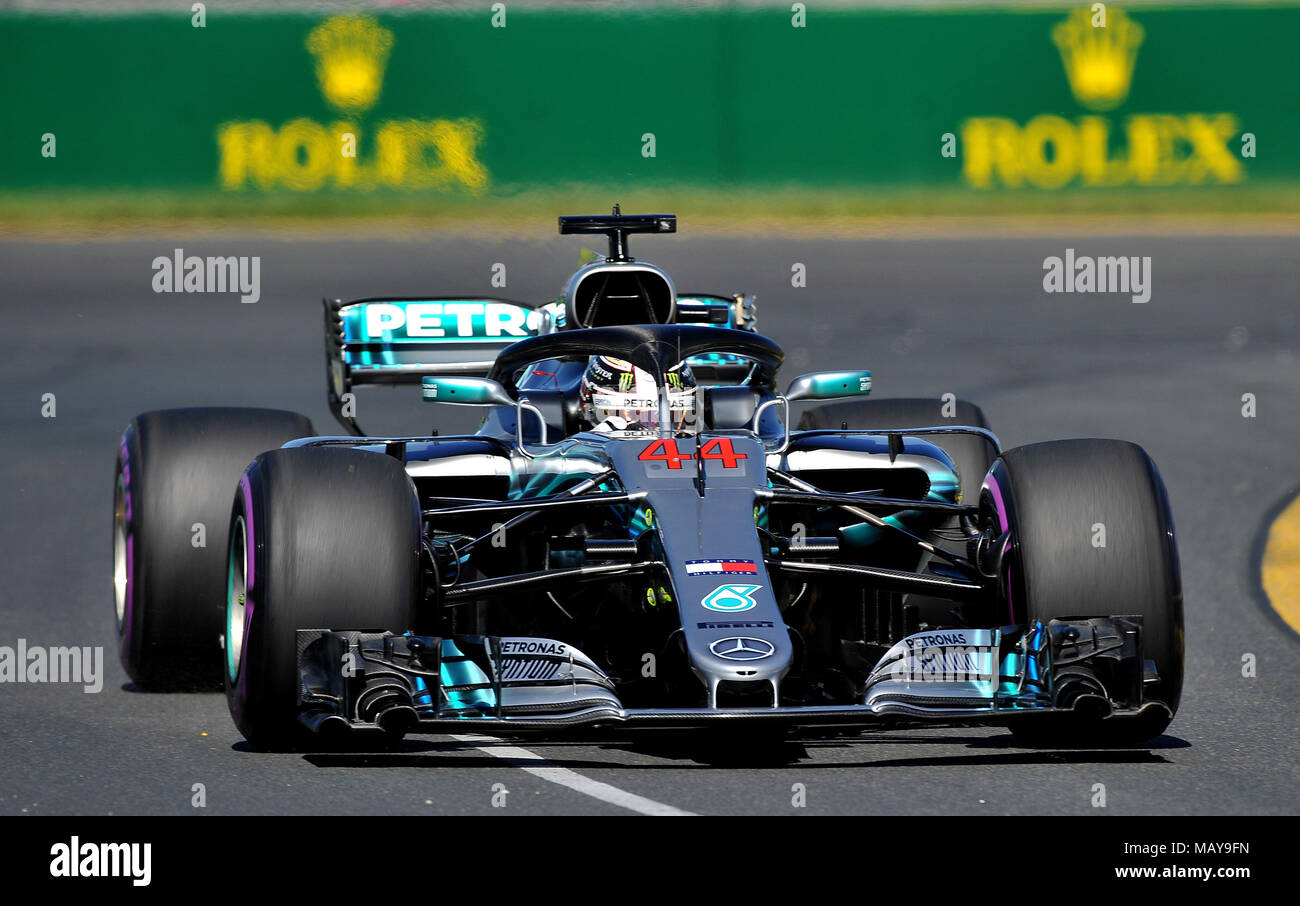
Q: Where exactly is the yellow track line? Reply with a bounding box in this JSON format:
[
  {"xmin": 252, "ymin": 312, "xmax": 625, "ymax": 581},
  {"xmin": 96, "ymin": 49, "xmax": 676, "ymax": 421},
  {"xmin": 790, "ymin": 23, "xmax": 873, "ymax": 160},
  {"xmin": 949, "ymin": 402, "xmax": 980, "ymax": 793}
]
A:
[{"xmin": 1262, "ymin": 493, "xmax": 1300, "ymax": 635}]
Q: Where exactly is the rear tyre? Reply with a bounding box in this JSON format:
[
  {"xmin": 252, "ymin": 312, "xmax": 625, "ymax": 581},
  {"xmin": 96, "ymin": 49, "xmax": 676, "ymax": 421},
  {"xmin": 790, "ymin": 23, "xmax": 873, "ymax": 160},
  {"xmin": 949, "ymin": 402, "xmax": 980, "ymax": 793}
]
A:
[
  {"xmin": 987, "ymin": 439, "xmax": 1183, "ymax": 745},
  {"xmin": 114, "ymin": 408, "xmax": 314, "ymax": 688},
  {"xmin": 224, "ymin": 447, "xmax": 422, "ymax": 751}
]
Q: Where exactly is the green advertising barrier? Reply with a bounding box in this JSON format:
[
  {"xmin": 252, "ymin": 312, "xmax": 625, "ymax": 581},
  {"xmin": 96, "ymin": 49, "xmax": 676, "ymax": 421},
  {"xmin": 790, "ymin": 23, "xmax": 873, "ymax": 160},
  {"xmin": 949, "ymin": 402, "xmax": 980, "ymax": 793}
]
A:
[{"xmin": 1, "ymin": 4, "xmax": 1297, "ymax": 203}]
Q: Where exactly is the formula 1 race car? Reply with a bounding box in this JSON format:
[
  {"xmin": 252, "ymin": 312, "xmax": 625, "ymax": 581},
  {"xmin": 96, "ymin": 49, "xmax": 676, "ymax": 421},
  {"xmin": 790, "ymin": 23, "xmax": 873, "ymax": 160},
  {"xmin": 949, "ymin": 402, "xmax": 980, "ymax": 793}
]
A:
[{"xmin": 113, "ymin": 209, "xmax": 1183, "ymax": 750}]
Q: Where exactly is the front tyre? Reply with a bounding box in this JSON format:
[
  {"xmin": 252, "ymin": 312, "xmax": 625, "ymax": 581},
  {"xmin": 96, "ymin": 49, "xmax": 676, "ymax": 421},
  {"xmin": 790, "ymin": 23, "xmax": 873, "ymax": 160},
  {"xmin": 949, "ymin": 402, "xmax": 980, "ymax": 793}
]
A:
[
  {"xmin": 987, "ymin": 439, "xmax": 1183, "ymax": 745},
  {"xmin": 225, "ymin": 447, "xmax": 422, "ymax": 751}
]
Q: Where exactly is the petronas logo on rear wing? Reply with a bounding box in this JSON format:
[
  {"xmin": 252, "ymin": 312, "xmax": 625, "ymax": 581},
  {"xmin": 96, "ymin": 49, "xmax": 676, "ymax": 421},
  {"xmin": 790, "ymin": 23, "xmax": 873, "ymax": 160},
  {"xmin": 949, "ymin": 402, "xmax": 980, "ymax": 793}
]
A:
[
  {"xmin": 323, "ymin": 296, "xmax": 560, "ymax": 434},
  {"xmin": 352, "ymin": 300, "xmax": 539, "ymax": 341}
]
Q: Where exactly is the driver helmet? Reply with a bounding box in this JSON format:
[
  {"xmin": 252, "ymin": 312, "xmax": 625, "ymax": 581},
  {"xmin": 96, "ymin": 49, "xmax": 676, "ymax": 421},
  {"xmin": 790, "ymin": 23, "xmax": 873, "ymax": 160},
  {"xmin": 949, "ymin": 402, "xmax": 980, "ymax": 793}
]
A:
[{"xmin": 579, "ymin": 356, "xmax": 698, "ymax": 433}]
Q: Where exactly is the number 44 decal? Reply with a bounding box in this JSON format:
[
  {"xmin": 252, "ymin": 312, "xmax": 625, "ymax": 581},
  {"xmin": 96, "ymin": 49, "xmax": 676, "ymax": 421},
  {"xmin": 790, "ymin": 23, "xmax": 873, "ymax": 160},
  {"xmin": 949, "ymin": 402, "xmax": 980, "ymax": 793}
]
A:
[{"xmin": 638, "ymin": 437, "xmax": 747, "ymax": 469}]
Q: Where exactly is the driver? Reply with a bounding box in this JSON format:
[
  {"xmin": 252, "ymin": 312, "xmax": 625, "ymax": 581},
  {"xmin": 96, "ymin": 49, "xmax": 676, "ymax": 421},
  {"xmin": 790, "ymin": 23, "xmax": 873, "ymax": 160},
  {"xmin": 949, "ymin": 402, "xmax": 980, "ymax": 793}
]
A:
[{"xmin": 579, "ymin": 356, "xmax": 698, "ymax": 433}]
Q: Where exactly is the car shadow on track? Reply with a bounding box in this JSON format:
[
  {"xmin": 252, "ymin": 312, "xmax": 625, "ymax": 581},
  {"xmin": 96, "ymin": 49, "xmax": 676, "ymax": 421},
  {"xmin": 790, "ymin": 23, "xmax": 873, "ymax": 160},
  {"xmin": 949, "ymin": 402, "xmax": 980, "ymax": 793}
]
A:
[
  {"xmin": 296, "ymin": 731, "xmax": 1188, "ymax": 770},
  {"xmin": 583, "ymin": 731, "xmax": 1187, "ymax": 768},
  {"xmin": 798, "ymin": 738, "xmax": 1186, "ymax": 769},
  {"xmin": 121, "ymin": 680, "xmax": 223, "ymax": 694}
]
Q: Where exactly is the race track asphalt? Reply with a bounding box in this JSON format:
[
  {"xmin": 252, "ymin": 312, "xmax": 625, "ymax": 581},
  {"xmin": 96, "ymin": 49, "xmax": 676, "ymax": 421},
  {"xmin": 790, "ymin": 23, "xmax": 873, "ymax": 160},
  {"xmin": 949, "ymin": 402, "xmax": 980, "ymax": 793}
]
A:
[{"xmin": 1, "ymin": 231, "xmax": 1296, "ymax": 816}]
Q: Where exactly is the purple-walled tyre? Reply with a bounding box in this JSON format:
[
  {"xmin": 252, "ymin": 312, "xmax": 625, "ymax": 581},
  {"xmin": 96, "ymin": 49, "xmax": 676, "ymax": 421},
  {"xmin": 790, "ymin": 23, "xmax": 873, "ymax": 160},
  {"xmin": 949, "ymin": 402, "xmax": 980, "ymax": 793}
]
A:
[
  {"xmin": 983, "ymin": 439, "xmax": 1184, "ymax": 745},
  {"xmin": 114, "ymin": 408, "xmax": 314, "ymax": 688},
  {"xmin": 224, "ymin": 447, "xmax": 421, "ymax": 751}
]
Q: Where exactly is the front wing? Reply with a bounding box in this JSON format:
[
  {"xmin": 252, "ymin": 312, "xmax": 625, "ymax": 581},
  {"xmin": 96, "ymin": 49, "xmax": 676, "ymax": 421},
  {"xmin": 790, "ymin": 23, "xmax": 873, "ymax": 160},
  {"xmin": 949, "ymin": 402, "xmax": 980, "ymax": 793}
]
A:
[{"xmin": 294, "ymin": 618, "xmax": 1172, "ymax": 738}]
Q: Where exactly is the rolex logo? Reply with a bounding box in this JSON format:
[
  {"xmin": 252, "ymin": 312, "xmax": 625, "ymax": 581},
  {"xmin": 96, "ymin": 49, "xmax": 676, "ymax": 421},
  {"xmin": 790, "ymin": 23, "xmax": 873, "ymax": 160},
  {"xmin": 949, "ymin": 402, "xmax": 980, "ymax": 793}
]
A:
[
  {"xmin": 1052, "ymin": 6, "xmax": 1144, "ymax": 112},
  {"xmin": 306, "ymin": 15, "xmax": 394, "ymax": 113},
  {"xmin": 220, "ymin": 13, "xmax": 488, "ymax": 192},
  {"xmin": 962, "ymin": 5, "xmax": 1241, "ymax": 190}
]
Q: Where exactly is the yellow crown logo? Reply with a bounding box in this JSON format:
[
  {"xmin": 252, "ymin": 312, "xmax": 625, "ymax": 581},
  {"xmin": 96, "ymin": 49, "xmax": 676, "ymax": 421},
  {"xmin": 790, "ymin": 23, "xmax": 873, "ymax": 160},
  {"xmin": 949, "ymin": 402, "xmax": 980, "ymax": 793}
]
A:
[
  {"xmin": 1052, "ymin": 6, "xmax": 1144, "ymax": 112},
  {"xmin": 306, "ymin": 15, "xmax": 394, "ymax": 114}
]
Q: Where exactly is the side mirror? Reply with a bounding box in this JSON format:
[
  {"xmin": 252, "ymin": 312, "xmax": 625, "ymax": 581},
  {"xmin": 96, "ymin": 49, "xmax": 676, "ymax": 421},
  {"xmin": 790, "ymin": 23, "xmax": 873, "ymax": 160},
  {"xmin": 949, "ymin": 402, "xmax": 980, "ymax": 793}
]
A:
[
  {"xmin": 784, "ymin": 370, "xmax": 872, "ymax": 402},
  {"xmin": 421, "ymin": 376, "xmax": 515, "ymax": 407}
]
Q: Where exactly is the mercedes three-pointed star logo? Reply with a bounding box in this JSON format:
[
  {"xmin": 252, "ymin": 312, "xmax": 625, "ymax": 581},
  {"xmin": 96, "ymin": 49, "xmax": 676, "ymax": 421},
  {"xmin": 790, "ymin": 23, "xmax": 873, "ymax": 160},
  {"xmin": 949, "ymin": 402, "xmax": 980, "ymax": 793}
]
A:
[{"xmin": 709, "ymin": 637, "xmax": 775, "ymax": 661}]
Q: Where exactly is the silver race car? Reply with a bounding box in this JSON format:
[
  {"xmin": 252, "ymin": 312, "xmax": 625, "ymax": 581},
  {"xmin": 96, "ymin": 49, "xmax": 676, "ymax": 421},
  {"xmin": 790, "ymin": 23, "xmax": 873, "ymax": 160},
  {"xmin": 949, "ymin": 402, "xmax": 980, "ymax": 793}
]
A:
[{"xmin": 113, "ymin": 209, "xmax": 1183, "ymax": 750}]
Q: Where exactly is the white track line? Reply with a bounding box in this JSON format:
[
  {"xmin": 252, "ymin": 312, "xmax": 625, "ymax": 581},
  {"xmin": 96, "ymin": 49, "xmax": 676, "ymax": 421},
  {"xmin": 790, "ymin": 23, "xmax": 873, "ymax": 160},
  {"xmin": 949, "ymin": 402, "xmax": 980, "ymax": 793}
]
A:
[{"xmin": 450, "ymin": 733, "xmax": 697, "ymax": 816}]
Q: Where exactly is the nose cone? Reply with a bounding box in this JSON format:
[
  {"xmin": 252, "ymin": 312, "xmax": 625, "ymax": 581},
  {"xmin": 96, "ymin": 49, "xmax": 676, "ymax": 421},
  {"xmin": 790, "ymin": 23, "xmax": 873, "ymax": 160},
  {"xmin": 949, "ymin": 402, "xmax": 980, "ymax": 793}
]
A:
[{"xmin": 606, "ymin": 436, "xmax": 792, "ymax": 706}]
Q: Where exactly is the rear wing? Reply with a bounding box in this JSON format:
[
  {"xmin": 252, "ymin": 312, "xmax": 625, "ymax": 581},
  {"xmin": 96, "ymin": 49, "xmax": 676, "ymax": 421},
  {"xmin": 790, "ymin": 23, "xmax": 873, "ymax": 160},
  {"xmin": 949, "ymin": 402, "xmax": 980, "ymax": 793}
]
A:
[
  {"xmin": 324, "ymin": 297, "xmax": 553, "ymax": 434},
  {"xmin": 323, "ymin": 292, "xmax": 760, "ymax": 434}
]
